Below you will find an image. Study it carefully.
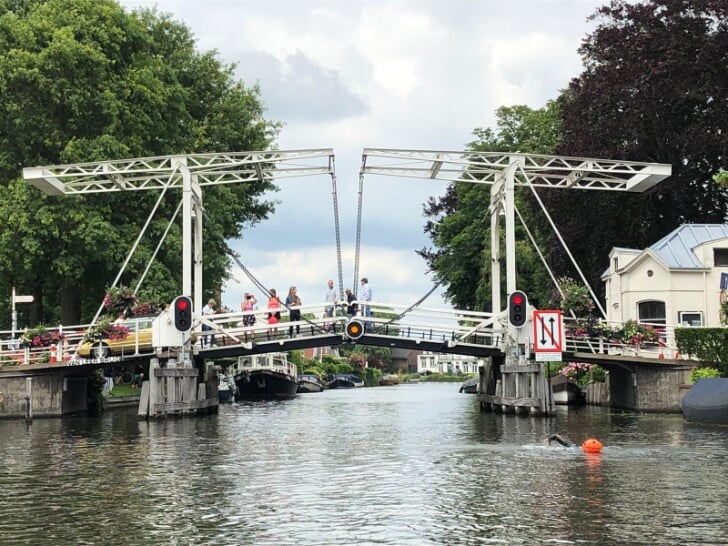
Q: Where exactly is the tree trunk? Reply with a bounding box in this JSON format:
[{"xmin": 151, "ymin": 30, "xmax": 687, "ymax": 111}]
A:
[{"xmin": 61, "ymin": 284, "xmax": 82, "ymax": 326}]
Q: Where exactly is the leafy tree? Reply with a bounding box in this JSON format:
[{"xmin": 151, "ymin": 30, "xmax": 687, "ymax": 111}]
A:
[
  {"xmin": 0, "ymin": 0, "xmax": 280, "ymax": 326},
  {"xmin": 418, "ymin": 103, "xmax": 562, "ymax": 310},
  {"xmin": 542, "ymin": 0, "xmax": 728, "ymax": 295}
]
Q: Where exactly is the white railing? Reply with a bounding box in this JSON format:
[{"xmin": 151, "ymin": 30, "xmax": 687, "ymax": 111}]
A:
[
  {"xmin": 2, "ymin": 303, "xmax": 695, "ymax": 367},
  {"xmin": 562, "ymin": 317, "xmax": 687, "ymax": 360}
]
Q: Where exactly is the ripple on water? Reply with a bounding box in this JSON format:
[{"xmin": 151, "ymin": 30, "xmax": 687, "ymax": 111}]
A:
[{"xmin": 1, "ymin": 384, "xmax": 727, "ymax": 545}]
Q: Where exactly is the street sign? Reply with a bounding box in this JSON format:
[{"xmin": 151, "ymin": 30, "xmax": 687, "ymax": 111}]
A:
[
  {"xmin": 14, "ymin": 295, "xmax": 34, "ymax": 303},
  {"xmin": 533, "ymin": 310, "xmax": 563, "ymax": 353},
  {"xmin": 535, "ymin": 352, "xmax": 562, "ymax": 362}
]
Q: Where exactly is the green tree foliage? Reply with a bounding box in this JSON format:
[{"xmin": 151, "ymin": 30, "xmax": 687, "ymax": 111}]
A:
[
  {"xmin": 0, "ymin": 0, "xmax": 280, "ymax": 325},
  {"xmin": 543, "ymin": 0, "xmax": 728, "ymax": 295},
  {"xmin": 418, "ymin": 103, "xmax": 562, "ymax": 310}
]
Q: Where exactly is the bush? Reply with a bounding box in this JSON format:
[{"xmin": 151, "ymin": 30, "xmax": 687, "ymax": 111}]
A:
[
  {"xmin": 691, "ymin": 366, "xmax": 721, "ymax": 383},
  {"xmin": 676, "ymin": 328, "xmax": 728, "ymax": 377}
]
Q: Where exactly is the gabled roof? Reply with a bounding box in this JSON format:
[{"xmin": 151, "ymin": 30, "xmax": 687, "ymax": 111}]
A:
[
  {"xmin": 648, "ymin": 224, "xmax": 728, "ymax": 268},
  {"xmin": 603, "ymin": 224, "xmax": 728, "ymax": 278}
]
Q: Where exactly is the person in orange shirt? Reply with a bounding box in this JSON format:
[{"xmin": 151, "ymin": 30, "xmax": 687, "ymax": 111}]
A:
[{"xmin": 267, "ymin": 289, "xmax": 281, "ymax": 338}]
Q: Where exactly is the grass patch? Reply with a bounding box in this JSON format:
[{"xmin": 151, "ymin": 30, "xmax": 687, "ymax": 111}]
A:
[{"xmin": 109, "ymin": 384, "xmax": 139, "ymax": 397}]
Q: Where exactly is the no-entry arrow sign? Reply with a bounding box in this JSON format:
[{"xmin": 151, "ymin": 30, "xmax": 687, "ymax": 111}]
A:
[{"xmin": 533, "ymin": 310, "xmax": 563, "ymax": 353}]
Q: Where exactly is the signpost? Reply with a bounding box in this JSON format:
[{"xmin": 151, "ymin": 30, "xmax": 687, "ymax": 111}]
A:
[
  {"xmin": 11, "ymin": 286, "xmax": 34, "ymax": 341},
  {"xmin": 533, "ymin": 310, "xmax": 563, "ymax": 362}
]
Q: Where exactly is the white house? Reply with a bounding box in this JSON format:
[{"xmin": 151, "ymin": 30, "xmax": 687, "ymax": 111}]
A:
[
  {"xmin": 417, "ymin": 352, "xmax": 484, "ymax": 375},
  {"xmin": 602, "ymin": 224, "xmax": 728, "ymax": 328}
]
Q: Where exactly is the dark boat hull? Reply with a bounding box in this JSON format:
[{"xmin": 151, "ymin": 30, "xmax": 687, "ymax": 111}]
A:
[
  {"xmin": 297, "ymin": 379, "xmax": 324, "ymax": 393},
  {"xmin": 235, "ymin": 370, "xmax": 298, "ymax": 399},
  {"xmin": 328, "ymin": 379, "xmax": 358, "ymax": 388},
  {"xmin": 459, "ymin": 377, "xmax": 478, "ymax": 394},
  {"xmin": 218, "ymin": 388, "xmax": 233, "ymax": 403},
  {"xmin": 682, "ymin": 378, "xmax": 728, "ymax": 424}
]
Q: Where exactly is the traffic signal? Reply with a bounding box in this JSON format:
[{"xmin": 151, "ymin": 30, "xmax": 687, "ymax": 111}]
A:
[
  {"xmin": 173, "ymin": 296, "xmax": 193, "ymax": 332},
  {"xmin": 508, "ymin": 290, "xmax": 528, "ymax": 327},
  {"xmin": 345, "ymin": 319, "xmax": 365, "ymax": 340}
]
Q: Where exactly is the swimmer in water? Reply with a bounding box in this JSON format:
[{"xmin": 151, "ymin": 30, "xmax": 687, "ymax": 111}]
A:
[{"xmin": 547, "ymin": 434, "xmax": 576, "ymax": 447}]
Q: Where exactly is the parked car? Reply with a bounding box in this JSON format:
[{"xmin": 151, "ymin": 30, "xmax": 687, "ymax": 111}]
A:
[{"xmin": 77, "ymin": 316, "xmax": 155, "ymax": 358}]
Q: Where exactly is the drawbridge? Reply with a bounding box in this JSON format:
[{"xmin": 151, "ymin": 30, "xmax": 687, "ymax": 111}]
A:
[{"xmin": 4, "ymin": 147, "xmax": 681, "ymax": 416}]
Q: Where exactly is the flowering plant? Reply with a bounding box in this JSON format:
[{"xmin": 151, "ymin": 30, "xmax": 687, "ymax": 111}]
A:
[
  {"xmin": 83, "ymin": 318, "xmax": 130, "ymax": 342},
  {"xmin": 559, "ymin": 362, "xmax": 595, "ymax": 385},
  {"xmin": 103, "ymin": 285, "xmax": 137, "ymax": 315},
  {"xmin": 568, "ymin": 318, "xmax": 615, "ymax": 339},
  {"xmin": 19, "ymin": 326, "xmax": 64, "ymax": 348},
  {"xmin": 618, "ymin": 320, "xmax": 658, "ymax": 345},
  {"xmin": 131, "ymin": 302, "xmax": 161, "ymax": 316},
  {"xmin": 550, "ymin": 277, "xmax": 595, "ymax": 318}
]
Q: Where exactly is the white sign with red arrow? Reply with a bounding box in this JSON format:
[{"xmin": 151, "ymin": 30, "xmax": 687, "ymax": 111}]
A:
[{"xmin": 533, "ymin": 310, "xmax": 563, "ymax": 360}]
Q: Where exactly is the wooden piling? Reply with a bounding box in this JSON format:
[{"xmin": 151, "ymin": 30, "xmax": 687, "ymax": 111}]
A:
[
  {"xmin": 138, "ymin": 356, "xmax": 219, "ymax": 419},
  {"xmin": 479, "ymin": 354, "xmax": 555, "ymax": 415}
]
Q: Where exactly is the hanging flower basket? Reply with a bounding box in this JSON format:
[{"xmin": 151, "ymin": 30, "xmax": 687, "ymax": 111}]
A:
[
  {"xmin": 83, "ymin": 318, "xmax": 130, "ymax": 343},
  {"xmin": 103, "ymin": 285, "xmax": 138, "ymax": 315}
]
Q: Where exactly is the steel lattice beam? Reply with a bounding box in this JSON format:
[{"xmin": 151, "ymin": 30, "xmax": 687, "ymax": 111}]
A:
[
  {"xmin": 360, "ymin": 148, "xmax": 671, "ymax": 192},
  {"xmin": 23, "ymin": 149, "xmax": 335, "ymax": 195}
]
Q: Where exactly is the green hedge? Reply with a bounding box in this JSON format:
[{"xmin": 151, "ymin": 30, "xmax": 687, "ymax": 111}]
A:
[{"xmin": 675, "ymin": 328, "xmax": 728, "ymax": 376}]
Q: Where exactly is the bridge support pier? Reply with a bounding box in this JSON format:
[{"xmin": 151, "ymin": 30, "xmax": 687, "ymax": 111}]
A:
[
  {"xmin": 138, "ymin": 357, "xmax": 219, "ymax": 419},
  {"xmin": 479, "ymin": 354, "xmax": 555, "ymax": 415}
]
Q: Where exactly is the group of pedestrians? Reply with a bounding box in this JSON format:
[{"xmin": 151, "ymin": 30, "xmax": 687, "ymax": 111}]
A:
[
  {"xmin": 323, "ymin": 277, "xmax": 372, "ymax": 332},
  {"xmin": 200, "ymin": 277, "xmax": 373, "ymax": 343},
  {"xmin": 239, "ymin": 286, "xmax": 301, "ymax": 339}
]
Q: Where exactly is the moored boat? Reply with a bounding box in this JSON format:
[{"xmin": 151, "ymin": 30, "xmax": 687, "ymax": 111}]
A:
[
  {"xmin": 327, "ymin": 373, "xmax": 364, "ymax": 389},
  {"xmin": 459, "ymin": 376, "xmax": 479, "ymax": 394},
  {"xmin": 681, "ymin": 378, "xmax": 728, "ymax": 424},
  {"xmin": 217, "ymin": 372, "xmax": 235, "ymax": 403},
  {"xmin": 550, "ymin": 374, "xmax": 585, "ymax": 406},
  {"xmin": 233, "ymin": 352, "xmax": 298, "ymax": 400},
  {"xmin": 297, "ymin": 373, "xmax": 325, "ymax": 393},
  {"xmin": 379, "ymin": 374, "xmax": 400, "ymax": 386}
]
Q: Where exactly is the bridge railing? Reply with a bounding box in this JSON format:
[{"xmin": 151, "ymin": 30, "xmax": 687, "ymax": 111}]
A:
[
  {"xmin": 201, "ymin": 300, "xmax": 505, "ymax": 349},
  {"xmin": 0, "ymin": 300, "xmax": 509, "ymax": 365},
  {"xmin": 562, "ymin": 317, "xmax": 687, "ymax": 360},
  {"xmin": 5, "ymin": 306, "xmax": 694, "ymax": 366},
  {"xmin": 0, "ymin": 325, "xmax": 89, "ymax": 366}
]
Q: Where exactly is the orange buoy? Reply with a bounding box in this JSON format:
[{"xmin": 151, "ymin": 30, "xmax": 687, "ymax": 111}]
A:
[{"xmin": 581, "ymin": 438, "xmax": 603, "ymax": 454}]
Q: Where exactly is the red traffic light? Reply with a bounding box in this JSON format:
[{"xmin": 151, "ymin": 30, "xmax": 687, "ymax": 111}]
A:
[
  {"xmin": 508, "ymin": 290, "xmax": 528, "ymax": 327},
  {"xmin": 172, "ymin": 295, "xmax": 193, "ymax": 332}
]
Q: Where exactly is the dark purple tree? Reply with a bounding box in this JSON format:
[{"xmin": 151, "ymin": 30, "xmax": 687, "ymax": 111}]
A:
[{"xmin": 541, "ymin": 0, "xmax": 728, "ymax": 294}]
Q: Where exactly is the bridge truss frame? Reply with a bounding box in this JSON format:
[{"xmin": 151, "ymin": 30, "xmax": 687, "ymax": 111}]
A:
[
  {"xmin": 23, "ymin": 150, "xmax": 338, "ymax": 326},
  {"xmin": 359, "ymin": 148, "xmax": 672, "ymax": 341}
]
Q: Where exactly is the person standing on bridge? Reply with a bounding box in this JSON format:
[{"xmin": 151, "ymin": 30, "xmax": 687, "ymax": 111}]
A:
[
  {"xmin": 202, "ymin": 298, "xmax": 216, "ymax": 347},
  {"xmin": 324, "ymin": 279, "xmax": 338, "ymax": 332},
  {"xmin": 267, "ymin": 289, "xmax": 282, "ymax": 338},
  {"xmin": 344, "ymin": 288, "xmax": 358, "ymax": 317},
  {"xmin": 359, "ymin": 277, "xmax": 372, "ymax": 330},
  {"xmin": 286, "ymin": 286, "xmax": 302, "ymax": 337},
  {"xmin": 241, "ymin": 293, "xmax": 257, "ymax": 340}
]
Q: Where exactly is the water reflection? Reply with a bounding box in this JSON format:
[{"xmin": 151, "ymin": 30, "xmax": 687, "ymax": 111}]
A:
[{"xmin": 0, "ymin": 383, "xmax": 727, "ymax": 545}]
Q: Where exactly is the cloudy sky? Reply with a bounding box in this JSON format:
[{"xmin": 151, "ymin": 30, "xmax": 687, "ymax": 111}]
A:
[{"xmin": 119, "ymin": 0, "xmax": 603, "ymax": 314}]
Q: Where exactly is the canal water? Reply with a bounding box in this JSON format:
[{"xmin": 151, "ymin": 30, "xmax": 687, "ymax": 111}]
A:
[{"xmin": 1, "ymin": 382, "xmax": 726, "ymax": 546}]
